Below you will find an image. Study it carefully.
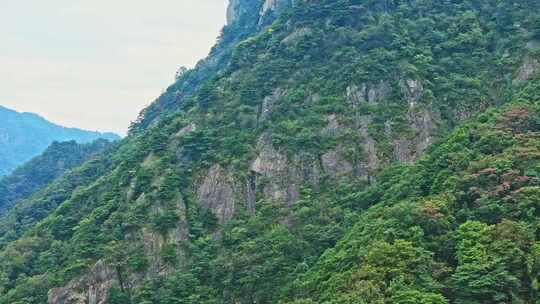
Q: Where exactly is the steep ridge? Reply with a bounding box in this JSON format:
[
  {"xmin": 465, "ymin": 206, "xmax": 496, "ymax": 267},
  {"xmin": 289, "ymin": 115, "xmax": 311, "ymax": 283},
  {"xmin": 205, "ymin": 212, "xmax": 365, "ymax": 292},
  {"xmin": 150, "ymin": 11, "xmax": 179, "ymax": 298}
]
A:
[
  {"xmin": 0, "ymin": 0, "xmax": 538, "ymax": 303},
  {"xmin": 0, "ymin": 105, "xmax": 119, "ymax": 176},
  {"xmin": 0, "ymin": 139, "xmax": 114, "ymax": 216},
  {"xmin": 131, "ymin": 0, "xmax": 288, "ymax": 131}
]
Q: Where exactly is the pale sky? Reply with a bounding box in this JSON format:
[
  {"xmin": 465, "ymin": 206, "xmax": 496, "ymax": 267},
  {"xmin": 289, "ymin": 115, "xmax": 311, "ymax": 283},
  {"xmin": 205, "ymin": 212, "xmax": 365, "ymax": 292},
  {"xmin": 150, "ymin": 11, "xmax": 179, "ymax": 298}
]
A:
[{"xmin": 0, "ymin": 0, "xmax": 228, "ymax": 135}]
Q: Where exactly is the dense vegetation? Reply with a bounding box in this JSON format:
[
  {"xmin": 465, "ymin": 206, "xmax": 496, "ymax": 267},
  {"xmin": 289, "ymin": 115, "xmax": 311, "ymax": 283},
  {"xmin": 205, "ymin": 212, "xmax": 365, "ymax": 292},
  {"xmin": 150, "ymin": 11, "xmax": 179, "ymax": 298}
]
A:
[
  {"xmin": 0, "ymin": 139, "xmax": 113, "ymax": 216},
  {"xmin": 290, "ymin": 87, "xmax": 540, "ymax": 303},
  {"xmin": 0, "ymin": 105, "xmax": 119, "ymax": 176},
  {"xmin": 0, "ymin": 0, "xmax": 539, "ymax": 303}
]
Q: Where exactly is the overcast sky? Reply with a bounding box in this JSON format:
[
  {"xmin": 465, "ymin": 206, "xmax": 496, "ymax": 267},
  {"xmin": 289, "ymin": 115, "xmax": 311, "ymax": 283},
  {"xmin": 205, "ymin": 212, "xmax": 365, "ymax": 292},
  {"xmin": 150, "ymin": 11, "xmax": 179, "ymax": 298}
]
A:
[{"xmin": 0, "ymin": 0, "xmax": 228, "ymax": 135}]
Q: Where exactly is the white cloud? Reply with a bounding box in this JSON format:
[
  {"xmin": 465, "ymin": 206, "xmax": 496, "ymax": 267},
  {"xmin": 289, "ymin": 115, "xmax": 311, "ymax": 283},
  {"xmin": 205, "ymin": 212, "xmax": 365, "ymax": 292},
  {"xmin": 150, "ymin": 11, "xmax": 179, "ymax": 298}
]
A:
[{"xmin": 0, "ymin": 0, "xmax": 228, "ymax": 135}]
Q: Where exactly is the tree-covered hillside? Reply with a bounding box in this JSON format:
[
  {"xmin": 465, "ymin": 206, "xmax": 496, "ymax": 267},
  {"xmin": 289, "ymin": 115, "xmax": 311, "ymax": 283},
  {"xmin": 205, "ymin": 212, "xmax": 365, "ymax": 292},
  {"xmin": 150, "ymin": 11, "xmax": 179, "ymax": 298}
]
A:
[
  {"xmin": 0, "ymin": 0, "xmax": 539, "ymax": 303},
  {"xmin": 0, "ymin": 139, "xmax": 114, "ymax": 216},
  {"xmin": 289, "ymin": 82, "xmax": 540, "ymax": 303},
  {"xmin": 0, "ymin": 105, "xmax": 119, "ymax": 176}
]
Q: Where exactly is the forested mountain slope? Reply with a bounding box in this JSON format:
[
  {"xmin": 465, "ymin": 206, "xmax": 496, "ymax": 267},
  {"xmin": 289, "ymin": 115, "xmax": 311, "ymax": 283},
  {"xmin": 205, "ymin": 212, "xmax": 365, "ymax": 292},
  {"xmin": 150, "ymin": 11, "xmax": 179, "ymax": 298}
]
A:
[
  {"xmin": 0, "ymin": 0, "xmax": 539, "ymax": 303},
  {"xmin": 290, "ymin": 82, "xmax": 540, "ymax": 303},
  {"xmin": 0, "ymin": 139, "xmax": 114, "ymax": 216},
  {"xmin": 0, "ymin": 105, "xmax": 119, "ymax": 176}
]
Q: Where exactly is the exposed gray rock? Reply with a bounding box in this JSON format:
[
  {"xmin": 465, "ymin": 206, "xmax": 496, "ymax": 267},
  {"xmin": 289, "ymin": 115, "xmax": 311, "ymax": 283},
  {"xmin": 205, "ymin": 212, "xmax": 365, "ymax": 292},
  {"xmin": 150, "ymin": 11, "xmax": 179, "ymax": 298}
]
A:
[
  {"xmin": 323, "ymin": 114, "xmax": 341, "ymax": 137},
  {"xmin": 228, "ymin": 0, "xmax": 292, "ymax": 27},
  {"xmin": 142, "ymin": 227, "xmax": 185, "ymax": 278},
  {"xmin": 175, "ymin": 123, "xmax": 196, "ymax": 138},
  {"xmin": 516, "ymin": 57, "xmax": 539, "ymax": 82},
  {"xmin": 142, "ymin": 228, "xmax": 164, "ymax": 274},
  {"xmin": 392, "ymin": 108, "xmax": 436, "ymax": 164},
  {"xmin": 295, "ymin": 153, "xmax": 322, "ymax": 193},
  {"xmin": 368, "ymin": 82, "xmax": 392, "ymax": 104},
  {"xmin": 346, "ymin": 84, "xmax": 365, "ymax": 107},
  {"xmin": 251, "ymin": 135, "xmax": 288, "ymax": 176},
  {"xmin": 197, "ymin": 165, "xmax": 236, "ymax": 223},
  {"xmin": 259, "ymin": 88, "xmax": 286, "ymax": 122},
  {"xmin": 260, "ymin": 0, "xmax": 277, "ymax": 15},
  {"xmin": 346, "ymin": 81, "xmax": 391, "ymax": 107},
  {"xmin": 411, "ymin": 109, "xmax": 436, "ymax": 157},
  {"xmin": 250, "ymin": 133, "xmax": 300, "ymax": 205},
  {"xmin": 322, "ymin": 149, "xmax": 353, "ymax": 178},
  {"xmin": 144, "ymin": 197, "xmax": 187, "ymax": 272},
  {"xmin": 48, "ymin": 288, "xmax": 86, "ymax": 304},
  {"xmin": 246, "ymin": 174, "xmax": 257, "ymax": 214},
  {"xmin": 49, "ymin": 193, "xmax": 190, "ymax": 303},
  {"xmin": 260, "ymin": 0, "xmax": 293, "ymax": 17},
  {"xmin": 400, "ymin": 79, "xmax": 424, "ymax": 107},
  {"xmin": 168, "ymin": 219, "xmax": 189, "ymax": 244},
  {"xmin": 48, "ymin": 260, "xmax": 115, "ymax": 304},
  {"xmin": 226, "ymin": 0, "xmax": 243, "ymax": 25},
  {"xmin": 393, "ymin": 138, "xmax": 414, "ymax": 163},
  {"xmin": 286, "ymin": 183, "xmax": 300, "ymax": 204},
  {"xmin": 357, "ymin": 115, "xmax": 380, "ymax": 179}
]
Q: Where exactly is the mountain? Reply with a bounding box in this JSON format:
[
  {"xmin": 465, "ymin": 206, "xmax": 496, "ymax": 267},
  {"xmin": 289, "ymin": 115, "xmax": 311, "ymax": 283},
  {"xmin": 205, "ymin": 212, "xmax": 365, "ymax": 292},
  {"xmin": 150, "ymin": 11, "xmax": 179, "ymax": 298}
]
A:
[
  {"xmin": 0, "ymin": 0, "xmax": 539, "ymax": 303},
  {"xmin": 0, "ymin": 105, "xmax": 119, "ymax": 176},
  {"xmin": 0, "ymin": 139, "xmax": 114, "ymax": 217}
]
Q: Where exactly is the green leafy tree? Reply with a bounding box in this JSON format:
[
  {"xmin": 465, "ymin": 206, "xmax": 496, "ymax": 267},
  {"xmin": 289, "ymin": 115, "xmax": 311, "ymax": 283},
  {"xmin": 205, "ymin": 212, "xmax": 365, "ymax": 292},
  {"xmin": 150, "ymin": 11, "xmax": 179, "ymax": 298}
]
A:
[{"xmin": 450, "ymin": 221, "xmax": 520, "ymax": 303}]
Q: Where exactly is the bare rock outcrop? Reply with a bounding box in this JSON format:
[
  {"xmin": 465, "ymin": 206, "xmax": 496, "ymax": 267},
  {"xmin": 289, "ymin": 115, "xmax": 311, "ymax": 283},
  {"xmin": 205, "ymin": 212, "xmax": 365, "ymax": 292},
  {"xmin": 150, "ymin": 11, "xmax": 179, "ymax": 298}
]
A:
[
  {"xmin": 174, "ymin": 123, "xmax": 196, "ymax": 138},
  {"xmin": 48, "ymin": 193, "xmax": 190, "ymax": 304},
  {"xmin": 323, "ymin": 114, "xmax": 341, "ymax": 137},
  {"xmin": 250, "ymin": 134, "xmax": 301, "ymax": 205},
  {"xmin": 400, "ymin": 78, "xmax": 424, "ymax": 107},
  {"xmin": 322, "ymin": 149, "xmax": 354, "ymax": 179},
  {"xmin": 516, "ymin": 57, "xmax": 539, "ymax": 82},
  {"xmin": 392, "ymin": 108, "xmax": 436, "ymax": 164},
  {"xmin": 48, "ymin": 260, "xmax": 115, "ymax": 304},
  {"xmin": 347, "ymin": 81, "xmax": 392, "ymax": 106},
  {"xmin": 144, "ymin": 197, "xmax": 189, "ymax": 275},
  {"xmin": 259, "ymin": 88, "xmax": 286, "ymax": 122},
  {"xmin": 228, "ymin": 0, "xmax": 292, "ymax": 27},
  {"xmin": 226, "ymin": 0, "xmax": 244, "ymax": 25},
  {"xmin": 197, "ymin": 165, "xmax": 236, "ymax": 223},
  {"xmin": 260, "ymin": 0, "xmax": 293, "ymax": 17},
  {"xmin": 357, "ymin": 115, "xmax": 380, "ymax": 179}
]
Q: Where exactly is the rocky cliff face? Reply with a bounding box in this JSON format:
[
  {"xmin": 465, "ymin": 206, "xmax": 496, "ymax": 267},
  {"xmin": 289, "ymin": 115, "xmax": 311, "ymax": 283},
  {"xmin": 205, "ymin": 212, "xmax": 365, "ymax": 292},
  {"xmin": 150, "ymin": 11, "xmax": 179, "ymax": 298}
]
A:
[
  {"xmin": 197, "ymin": 165, "xmax": 236, "ymax": 223},
  {"xmin": 227, "ymin": 0, "xmax": 292, "ymax": 26},
  {"xmin": 226, "ymin": 0, "xmax": 256, "ymax": 25},
  {"xmin": 48, "ymin": 260, "xmax": 115, "ymax": 304}
]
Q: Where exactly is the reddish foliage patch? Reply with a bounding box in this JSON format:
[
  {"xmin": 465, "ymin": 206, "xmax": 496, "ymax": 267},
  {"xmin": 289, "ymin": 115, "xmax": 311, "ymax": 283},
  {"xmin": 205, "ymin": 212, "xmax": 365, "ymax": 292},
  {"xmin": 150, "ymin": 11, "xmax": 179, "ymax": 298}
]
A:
[
  {"xmin": 497, "ymin": 107, "xmax": 532, "ymax": 133},
  {"xmin": 421, "ymin": 202, "xmax": 444, "ymax": 220}
]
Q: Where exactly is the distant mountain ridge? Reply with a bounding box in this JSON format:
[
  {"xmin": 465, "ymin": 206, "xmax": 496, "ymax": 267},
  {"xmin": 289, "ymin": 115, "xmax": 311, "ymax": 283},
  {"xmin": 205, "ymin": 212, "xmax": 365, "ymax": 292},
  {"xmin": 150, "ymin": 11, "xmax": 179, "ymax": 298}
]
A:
[
  {"xmin": 0, "ymin": 105, "xmax": 119, "ymax": 176},
  {"xmin": 0, "ymin": 139, "xmax": 114, "ymax": 217}
]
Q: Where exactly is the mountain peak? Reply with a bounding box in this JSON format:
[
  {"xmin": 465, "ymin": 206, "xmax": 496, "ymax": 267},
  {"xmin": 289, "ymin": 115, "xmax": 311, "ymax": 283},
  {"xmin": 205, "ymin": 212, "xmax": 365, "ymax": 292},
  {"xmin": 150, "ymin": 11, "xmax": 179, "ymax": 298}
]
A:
[{"xmin": 226, "ymin": 0, "xmax": 292, "ymax": 26}]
